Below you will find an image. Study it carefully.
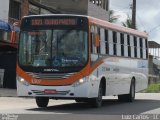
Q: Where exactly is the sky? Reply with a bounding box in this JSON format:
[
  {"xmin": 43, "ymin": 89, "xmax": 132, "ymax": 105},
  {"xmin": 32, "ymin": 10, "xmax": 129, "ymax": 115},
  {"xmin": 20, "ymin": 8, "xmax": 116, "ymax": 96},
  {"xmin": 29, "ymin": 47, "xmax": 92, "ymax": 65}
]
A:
[{"xmin": 110, "ymin": 0, "xmax": 160, "ymax": 44}]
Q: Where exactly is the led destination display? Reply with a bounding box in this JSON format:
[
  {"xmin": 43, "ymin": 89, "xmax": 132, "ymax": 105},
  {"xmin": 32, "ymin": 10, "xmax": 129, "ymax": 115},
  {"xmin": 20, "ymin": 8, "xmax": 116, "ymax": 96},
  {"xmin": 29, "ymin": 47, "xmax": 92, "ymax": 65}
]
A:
[{"xmin": 31, "ymin": 19, "xmax": 77, "ymax": 26}]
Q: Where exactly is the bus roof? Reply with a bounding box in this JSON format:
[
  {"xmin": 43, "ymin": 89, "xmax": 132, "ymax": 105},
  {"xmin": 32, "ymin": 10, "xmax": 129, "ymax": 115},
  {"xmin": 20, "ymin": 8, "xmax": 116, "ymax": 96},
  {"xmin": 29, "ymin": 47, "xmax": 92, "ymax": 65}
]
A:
[
  {"xmin": 22, "ymin": 14, "xmax": 148, "ymax": 38},
  {"xmin": 22, "ymin": 14, "xmax": 88, "ymax": 19},
  {"xmin": 88, "ymin": 16, "xmax": 148, "ymax": 39}
]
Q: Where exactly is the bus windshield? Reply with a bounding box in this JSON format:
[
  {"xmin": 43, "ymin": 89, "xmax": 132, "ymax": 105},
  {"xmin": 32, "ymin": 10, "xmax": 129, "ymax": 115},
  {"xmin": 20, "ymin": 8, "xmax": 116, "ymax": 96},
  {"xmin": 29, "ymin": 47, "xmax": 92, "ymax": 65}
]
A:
[{"xmin": 19, "ymin": 29, "xmax": 88, "ymax": 68}]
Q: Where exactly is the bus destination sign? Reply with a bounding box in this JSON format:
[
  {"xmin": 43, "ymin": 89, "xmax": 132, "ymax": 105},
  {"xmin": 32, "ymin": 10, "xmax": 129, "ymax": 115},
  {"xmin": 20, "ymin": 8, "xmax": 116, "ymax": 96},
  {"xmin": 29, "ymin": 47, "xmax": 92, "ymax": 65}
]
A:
[{"xmin": 31, "ymin": 18, "xmax": 77, "ymax": 26}]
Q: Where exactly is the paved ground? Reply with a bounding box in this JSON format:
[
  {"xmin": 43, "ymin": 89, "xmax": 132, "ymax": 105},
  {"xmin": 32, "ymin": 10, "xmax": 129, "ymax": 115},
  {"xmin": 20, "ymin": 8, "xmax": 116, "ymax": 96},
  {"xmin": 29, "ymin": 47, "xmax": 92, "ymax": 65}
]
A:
[
  {"xmin": 0, "ymin": 88, "xmax": 17, "ymax": 97},
  {"xmin": 0, "ymin": 88, "xmax": 160, "ymax": 120},
  {"xmin": 0, "ymin": 93, "xmax": 160, "ymax": 120}
]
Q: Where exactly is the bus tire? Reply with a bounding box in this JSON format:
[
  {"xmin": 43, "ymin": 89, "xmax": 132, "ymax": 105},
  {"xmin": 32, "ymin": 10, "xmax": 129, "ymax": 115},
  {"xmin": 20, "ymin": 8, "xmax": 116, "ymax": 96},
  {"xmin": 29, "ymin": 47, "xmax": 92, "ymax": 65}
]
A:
[
  {"xmin": 90, "ymin": 82, "xmax": 103, "ymax": 108},
  {"xmin": 35, "ymin": 97, "xmax": 49, "ymax": 108},
  {"xmin": 118, "ymin": 79, "xmax": 135, "ymax": 102}
]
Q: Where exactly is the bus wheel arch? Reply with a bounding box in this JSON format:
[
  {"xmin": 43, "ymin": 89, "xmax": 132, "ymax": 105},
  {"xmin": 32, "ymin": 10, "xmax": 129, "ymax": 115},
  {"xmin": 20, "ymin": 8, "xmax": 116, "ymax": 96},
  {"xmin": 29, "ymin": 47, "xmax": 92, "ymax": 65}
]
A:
[
  {"xmin": 130, "ymin": 77, "xmax": 136, "ymax": 101},
  {"xmin": 90, "ymin": 77, "xmax": 106, "ymax": 108},
  {"xmin": 118, "ymin": 77, "xmax": 136, "ymax": 102},
  {"xmin": 132, "ymin": 77, "xmax": 136, "ymax": 85},
  {"xmin": 101, "ymin": 77, "xmax": 106, "ymax": 96}
]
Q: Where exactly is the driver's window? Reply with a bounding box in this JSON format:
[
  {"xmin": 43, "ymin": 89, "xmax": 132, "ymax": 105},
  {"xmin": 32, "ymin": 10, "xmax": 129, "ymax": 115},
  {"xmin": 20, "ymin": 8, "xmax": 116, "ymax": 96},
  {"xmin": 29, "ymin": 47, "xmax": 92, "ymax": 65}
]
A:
[
  {"xmin": 90, "ymin": 25, "xmax": 97, "ymax": 54},
  {"xmin": 90, "ymin": 25, "xmax": 99, "ymax": 62}
]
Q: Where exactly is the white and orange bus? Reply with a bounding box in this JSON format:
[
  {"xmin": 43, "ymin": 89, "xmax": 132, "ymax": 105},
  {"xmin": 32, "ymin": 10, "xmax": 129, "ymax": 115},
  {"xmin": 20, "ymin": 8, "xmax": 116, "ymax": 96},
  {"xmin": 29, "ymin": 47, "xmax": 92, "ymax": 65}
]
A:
[{"xmin": 16, "ymin": 14, "xmax": 148, "ymax": 108}]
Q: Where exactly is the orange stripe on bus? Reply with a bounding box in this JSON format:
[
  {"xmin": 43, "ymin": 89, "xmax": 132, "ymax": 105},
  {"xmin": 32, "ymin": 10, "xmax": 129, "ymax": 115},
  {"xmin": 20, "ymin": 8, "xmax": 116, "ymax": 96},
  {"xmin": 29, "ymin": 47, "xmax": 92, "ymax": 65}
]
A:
[{"xmin": 16, "ymin": 59, "xmax": 103, "ymax": 86}]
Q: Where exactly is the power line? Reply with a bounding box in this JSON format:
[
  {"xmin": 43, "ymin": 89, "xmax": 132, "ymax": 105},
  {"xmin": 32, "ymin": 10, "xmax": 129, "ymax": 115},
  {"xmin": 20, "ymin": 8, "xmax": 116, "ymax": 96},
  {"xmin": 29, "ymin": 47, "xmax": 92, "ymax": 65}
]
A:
[{"xmin": 148, "ymin": 24, "xmax": 160, "ymax": 33}]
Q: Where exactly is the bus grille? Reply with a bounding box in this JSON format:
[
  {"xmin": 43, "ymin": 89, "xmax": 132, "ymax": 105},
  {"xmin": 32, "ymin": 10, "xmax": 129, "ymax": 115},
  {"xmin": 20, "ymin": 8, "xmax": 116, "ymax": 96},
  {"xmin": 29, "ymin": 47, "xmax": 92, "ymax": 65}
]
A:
[{"xmin": 26, "ymin": 72, "xmax": 76, "ymax": 80}]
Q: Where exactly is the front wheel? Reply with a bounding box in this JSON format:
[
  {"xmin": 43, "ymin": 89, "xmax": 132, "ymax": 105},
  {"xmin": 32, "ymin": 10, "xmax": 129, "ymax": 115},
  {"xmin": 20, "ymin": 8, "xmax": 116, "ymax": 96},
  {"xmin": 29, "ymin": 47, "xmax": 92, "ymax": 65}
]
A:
[
  {"xmin": 90, "ymin": 83, "xmax": 103, "ymax": 108},
  {"xmin": 35, "ymin": 97, "xmax": 49, "ymax": 108}
]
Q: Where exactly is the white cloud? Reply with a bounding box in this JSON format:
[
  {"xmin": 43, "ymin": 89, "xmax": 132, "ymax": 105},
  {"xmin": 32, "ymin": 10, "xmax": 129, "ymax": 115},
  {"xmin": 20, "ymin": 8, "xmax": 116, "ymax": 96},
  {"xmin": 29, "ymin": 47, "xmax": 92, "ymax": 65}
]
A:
[{"xmin": 110, "ymin": 0, "xmax": 160, "ymax": 44}]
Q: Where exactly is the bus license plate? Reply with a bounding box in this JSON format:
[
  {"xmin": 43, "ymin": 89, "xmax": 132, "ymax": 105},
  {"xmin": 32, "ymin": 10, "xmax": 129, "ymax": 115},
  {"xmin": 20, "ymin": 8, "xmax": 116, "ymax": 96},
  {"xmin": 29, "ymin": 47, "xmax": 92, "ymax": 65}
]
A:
[{"xmin": 44, "ymin": 89, "xmax": 57, "ymax": 94}]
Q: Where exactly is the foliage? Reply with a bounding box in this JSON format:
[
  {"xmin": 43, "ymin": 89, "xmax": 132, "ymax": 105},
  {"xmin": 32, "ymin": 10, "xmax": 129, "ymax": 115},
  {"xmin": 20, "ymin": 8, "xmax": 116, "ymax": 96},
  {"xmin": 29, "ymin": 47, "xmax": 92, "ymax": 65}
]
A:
[
  {"xmin": 144, "ymin": 84, "xmax": 160, "ymax": 93},
  {"xmin": 122, "ymin": 15, "xmax": 137, "ymax": 29},
  {"xmin": 109, "ymin": 10, "xmax": 120, "ymax": 23}
]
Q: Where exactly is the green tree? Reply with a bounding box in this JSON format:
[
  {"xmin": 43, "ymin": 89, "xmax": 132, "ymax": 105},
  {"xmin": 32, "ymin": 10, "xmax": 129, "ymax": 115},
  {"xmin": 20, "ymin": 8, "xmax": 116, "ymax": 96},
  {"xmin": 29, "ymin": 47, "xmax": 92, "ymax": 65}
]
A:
[
  {"xmin": 109, "ymin": 10, "xmax": 120, "ymax": 23},
  {"xmin": 122, "ymin": 15, "xmax": 137, "ymax": 29}
]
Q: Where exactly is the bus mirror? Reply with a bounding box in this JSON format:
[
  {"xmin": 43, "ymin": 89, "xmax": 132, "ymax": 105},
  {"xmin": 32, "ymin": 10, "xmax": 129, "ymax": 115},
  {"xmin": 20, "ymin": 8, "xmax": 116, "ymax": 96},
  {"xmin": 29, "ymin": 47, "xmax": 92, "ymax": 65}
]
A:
[
  {"xmin": 11, "ymin": 31, "xmax": 16, "ymax": 44},
  {"xmin": 94, "ymin": 33, "xmax": 100, "ymax": 47},
  {"xmin": 11, "ymin": 22, "xmax": 20, "ymax": 44}
]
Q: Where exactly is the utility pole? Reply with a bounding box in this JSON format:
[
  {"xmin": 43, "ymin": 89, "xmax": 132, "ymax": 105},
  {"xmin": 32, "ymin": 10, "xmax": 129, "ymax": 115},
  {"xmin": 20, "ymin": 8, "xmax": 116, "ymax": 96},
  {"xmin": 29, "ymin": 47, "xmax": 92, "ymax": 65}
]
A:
[{"xmin": 132, "ymin": 0, "xmax": 136, "ymax": 29}]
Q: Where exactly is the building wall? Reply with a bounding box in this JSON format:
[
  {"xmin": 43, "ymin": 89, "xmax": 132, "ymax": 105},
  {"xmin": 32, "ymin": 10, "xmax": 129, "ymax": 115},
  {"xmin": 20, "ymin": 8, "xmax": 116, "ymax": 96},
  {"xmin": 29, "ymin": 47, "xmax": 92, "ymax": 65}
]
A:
[
  {"xmin": 21, "ymin": 0, "xmax": 29, "ymax": 17},
  {"xmin": 88, "ymin": 1, "xmax": 109, "ymax": 21},
  {"xmin": 0, "ymin": 0, "xmax": 10, "ymax": 22},
  {"xmin": 40, "ymin": 0, "xmax": 88, "ymax": 15},
  {"xmin": 9, "ymin": 0, "xmax": 29, "ymax": 25},
  {"xmin": 40, "ymin": 0, "xmax": 109, "ymax": 21}
]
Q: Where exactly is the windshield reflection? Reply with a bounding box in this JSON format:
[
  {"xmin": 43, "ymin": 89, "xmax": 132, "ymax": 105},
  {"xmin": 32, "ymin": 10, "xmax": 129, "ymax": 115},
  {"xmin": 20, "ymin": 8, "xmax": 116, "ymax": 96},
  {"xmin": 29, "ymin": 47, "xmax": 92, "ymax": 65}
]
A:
[{"xmin": 19, "ymin": 30, "xmax": 88, "ymax": 67}]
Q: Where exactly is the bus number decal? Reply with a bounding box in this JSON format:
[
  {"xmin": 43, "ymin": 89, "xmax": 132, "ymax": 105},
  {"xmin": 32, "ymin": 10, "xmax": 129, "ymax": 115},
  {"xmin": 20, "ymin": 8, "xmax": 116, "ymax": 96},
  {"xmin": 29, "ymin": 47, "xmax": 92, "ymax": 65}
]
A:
[
  {"xmin": 32, "ymin": 79, "xmax": 42, "ymax": 84},
  {"xmin": 32, "ymin": 19, "xmax": 43, "ymax": 25}
]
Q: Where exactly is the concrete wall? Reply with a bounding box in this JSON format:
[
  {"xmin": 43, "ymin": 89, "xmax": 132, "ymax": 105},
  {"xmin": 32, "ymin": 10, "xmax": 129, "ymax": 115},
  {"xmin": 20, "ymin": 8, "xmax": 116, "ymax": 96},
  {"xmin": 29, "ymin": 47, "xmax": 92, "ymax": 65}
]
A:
[
  {"xmin": 40, "ymin": 0, "xmax": 109, "ymax": 21},
  {"xmin": 21, "ymin": 0, "xmax": 29, "ymax": 18},
  {"xmin": 88, "ymin": 1, "xmax": 109, "ymax": 21},
  {"xmin": 40, "ymin": 0, "xmax": 88, "ymax": 15},
  {"xmin": 0, "ymin": 0, "xmax": 9, "ymax": 22}
]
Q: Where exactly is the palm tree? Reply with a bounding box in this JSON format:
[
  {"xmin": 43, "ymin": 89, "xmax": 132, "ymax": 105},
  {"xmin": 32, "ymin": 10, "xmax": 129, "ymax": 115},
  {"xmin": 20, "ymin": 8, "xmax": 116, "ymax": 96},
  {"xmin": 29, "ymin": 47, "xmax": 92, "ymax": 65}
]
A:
[
  {"xmin": 109, "ymin": 10, "xmax": 120, "ymax": 23},
  {"xmin": 122, "ymin": 15, "xmax": 137, "ymax": 29}
]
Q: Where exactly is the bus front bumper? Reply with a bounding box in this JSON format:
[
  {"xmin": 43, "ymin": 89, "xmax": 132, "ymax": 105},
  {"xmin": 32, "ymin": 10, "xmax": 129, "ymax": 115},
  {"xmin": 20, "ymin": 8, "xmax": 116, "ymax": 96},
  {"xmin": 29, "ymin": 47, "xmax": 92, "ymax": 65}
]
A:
[{"xmin": 17, "ymin": 78, "xmax": 98, "ymax": 98}]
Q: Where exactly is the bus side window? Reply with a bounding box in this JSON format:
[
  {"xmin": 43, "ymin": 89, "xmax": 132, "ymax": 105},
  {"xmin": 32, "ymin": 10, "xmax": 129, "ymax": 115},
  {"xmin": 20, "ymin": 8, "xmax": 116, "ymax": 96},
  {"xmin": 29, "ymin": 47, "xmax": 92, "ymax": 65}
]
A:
[
  {"xmin": 90, "ymin": 26, "xmax": 100, "ymax": 54},
  {"xmin": 113, "ymin": 31, "xmax": 117, "ymax": 55},
  {"xmin": 100, "ymin": 28, "xmax": 106, "ymax": 54},
  {"xmin": 139, "ymin": 38, "xmax": 143, "ymax": 58},
  {"xmin": 90, "ymin": 25, "xmax": 95, "ymax": 54},
  {"xmin": 127, "ymin": 35, "xmax": 131, "ymax": 57},
  {"xmin": 134, "ymin": 36, "xmax": 137, "ymax": 58},
  {"xmin": 97, "ymin": 27, "xmax": 100, "ymax": 54},
  {"xmin": 145, "ymin": 39, "xmax": 148, "ymax": 59},
  {"xmin": 120, "ymin": 33, "xmax": 124, "ymax": 56},
  {"xmin": 142, "ymin": 38, "xmax": 147, "ymax": 59},
  {"xmin": 105, "ymin": 29, "xmax": 109, "ymax": 54}
]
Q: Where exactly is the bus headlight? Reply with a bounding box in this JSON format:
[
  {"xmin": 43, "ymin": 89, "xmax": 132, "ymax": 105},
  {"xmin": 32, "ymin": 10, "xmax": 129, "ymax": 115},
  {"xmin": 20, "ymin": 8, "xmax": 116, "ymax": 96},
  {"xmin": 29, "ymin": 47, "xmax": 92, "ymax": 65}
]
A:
[
  {"xmin": 17, "ymin": 76, "xmax": 30, "ymax": 86},
  {"xmin": 72, "ymin": 78, "xmax": 88, "ymax": 87}
]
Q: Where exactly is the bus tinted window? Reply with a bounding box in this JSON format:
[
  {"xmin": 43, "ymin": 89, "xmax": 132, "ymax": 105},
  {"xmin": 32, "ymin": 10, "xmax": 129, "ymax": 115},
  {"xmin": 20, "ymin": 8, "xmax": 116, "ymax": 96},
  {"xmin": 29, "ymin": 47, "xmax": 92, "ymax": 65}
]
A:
[
  {"xmin": 120, "ymin": 33, "xmax": 124, "ymax": 56},
  {"xmin": 127, "ymin": 35, "xmax": 131, "ymax": 57},
  {"xmin": 105, "ymin": 29, "xmax": 109, "ymax": 54},
  {"xmin": 134, "ymin": 36, "xmax": 137, "ymax": 58},
  {"xmin": 113, "ymin": 31, "xmax": 117, "ymax": 55},
  {"xmin": 19, "ymin": 30, "xmax": 88, "ymax": 67}
]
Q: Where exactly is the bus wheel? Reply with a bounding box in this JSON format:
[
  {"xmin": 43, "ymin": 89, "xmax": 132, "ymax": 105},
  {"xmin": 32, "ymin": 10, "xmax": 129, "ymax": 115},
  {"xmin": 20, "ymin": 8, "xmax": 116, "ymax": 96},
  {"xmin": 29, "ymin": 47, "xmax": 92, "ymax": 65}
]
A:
[
  {"xmin": 35, "ymin": 97, "xmax": 49, "ymax": 108},
  {"xmin": 118, "ymin": 79, "xmax": 135, "ymax": 102},
  {"xmin": 90, "ymin": 82, "xmax": 103, "ymax": 108}
]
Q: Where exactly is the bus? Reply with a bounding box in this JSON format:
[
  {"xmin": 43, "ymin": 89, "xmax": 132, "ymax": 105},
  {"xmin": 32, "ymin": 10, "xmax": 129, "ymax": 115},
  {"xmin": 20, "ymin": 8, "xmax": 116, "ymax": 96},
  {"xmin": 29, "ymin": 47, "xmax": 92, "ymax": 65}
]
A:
[{"xmin": 16, "ymin": 14, "xmax": 148, "ymax": 108}]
